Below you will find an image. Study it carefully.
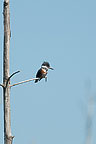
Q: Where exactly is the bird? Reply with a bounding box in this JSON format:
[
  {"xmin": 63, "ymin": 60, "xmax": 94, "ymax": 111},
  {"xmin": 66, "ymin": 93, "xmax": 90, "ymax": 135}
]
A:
[{"xmin": 35, "ymin": 62, "xmax": 54, "ymax": 83}]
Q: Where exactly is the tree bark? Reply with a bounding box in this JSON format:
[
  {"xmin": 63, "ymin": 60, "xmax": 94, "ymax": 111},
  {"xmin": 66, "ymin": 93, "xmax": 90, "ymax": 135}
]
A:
[{"xmin": 3, "ymin": 0, "xmax": 13, "ymax": 143}]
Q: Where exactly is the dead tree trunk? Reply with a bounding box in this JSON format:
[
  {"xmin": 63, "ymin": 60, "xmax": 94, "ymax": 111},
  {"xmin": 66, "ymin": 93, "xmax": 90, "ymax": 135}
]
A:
[
  {"xmin": 3, "ymin": 0, "xmax": 13, "ymax": 143},
  {"xmin": 2, "ymin": 0, "xmax": 39, "ymax": 143}
]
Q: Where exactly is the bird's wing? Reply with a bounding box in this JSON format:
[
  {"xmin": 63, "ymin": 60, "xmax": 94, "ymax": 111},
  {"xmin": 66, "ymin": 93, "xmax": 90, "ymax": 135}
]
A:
[{"xmin": 36, "ymin": 69, "xmax": 42, "ymax": 78}]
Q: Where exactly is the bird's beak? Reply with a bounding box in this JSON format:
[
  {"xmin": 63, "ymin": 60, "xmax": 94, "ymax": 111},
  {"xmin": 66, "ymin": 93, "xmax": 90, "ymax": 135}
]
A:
[{"xmin": 49, "ymin": 67, "xmax": 54, "ymax": 70}]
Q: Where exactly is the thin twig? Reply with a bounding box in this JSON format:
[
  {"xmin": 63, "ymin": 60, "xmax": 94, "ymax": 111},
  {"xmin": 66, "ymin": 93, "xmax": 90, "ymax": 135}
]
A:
[
  {"xmin": 6, "ymin": 70, "xmax": 20, "ymax": 87},
  {"xmin": 9, "ymin": 71, "xmax": 20, "ymax": 80},
  {"xmin": 0, "ymin": 84, "xmax": 4, "ymax": 88},
  {"xmin": 10, "ymin": 78, "xmax": 39, "ymax": 87}
]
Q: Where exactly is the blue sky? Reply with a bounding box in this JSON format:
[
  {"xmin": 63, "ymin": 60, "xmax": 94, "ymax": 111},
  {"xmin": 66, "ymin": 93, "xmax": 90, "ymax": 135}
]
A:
[{"xmin": 0, "ymin": 0, "xmax": 96, "ymax": 144}]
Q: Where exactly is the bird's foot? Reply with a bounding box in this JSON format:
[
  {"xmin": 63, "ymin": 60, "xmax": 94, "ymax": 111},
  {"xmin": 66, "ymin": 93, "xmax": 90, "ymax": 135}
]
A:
[{"xmin": 45, "ymin": 76, "xmax": 47, "ymax": 82}]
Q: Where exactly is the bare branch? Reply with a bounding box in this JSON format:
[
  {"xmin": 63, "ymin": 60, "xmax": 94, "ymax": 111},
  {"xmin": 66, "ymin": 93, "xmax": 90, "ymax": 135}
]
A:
[
  {"xmin": 6, "ymin": 71, "xmax": 20, "ymax": 87},
  {"xmin": 0, "ymin": 84, "xmax": 4, "ymax": 88},
  {"xmin": 10, "ymin": 78, "xmax": 39, "ymax": 87},
  {"xmin": 8, "ymin": 70, "xmax": 20, "ymax": 80}
]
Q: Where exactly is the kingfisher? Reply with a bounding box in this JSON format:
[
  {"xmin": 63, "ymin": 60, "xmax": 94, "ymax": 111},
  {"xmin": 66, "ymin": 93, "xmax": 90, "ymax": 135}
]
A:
[{"xmin": 35, "ymin": 62, "xmax": 54, "ymax": 83}]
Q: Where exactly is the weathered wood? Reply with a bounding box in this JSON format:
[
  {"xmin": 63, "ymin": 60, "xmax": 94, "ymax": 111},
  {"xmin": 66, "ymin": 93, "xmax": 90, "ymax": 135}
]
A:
[
  {"xmin": 10, "ymin": 78, "xmax": 39, "ymax": 87},
  {"xmin": 3, "ymin": 0, "xmax": 13, "ymax": 143}
]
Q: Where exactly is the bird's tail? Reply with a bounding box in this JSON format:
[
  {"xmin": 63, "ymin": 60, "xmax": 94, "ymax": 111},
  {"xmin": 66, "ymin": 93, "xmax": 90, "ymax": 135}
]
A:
[{"xmin": 35, "ymin": 79, "xmax": 39, "ymax": 83}]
